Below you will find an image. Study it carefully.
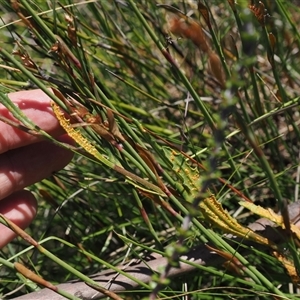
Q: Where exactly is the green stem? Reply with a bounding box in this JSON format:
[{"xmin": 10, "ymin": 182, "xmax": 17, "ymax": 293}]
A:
[{"xmin": 127, "ymin": 0, "xmax": 216, "ymax": 132}]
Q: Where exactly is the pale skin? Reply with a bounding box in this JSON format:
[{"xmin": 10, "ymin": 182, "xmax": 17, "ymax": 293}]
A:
[{"xmin": 0, "ymin": 89, "xmax": 73, "ymax": 247}]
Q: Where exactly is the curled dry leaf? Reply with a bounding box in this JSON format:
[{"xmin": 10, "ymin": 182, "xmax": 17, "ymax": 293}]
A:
[
  {"xmin": 50, "ymin": 35, "xmax": 81, "ymax": 69},
  {"xmin": 208, "ymin": 51, "xmax": 225, "ymax": 88},
  {"xmin": 249, "ymin": 1, "xmax": 268, "ymax": 26},
  {"xmin": 64, "ymin": 13, "xmax": 77, "ymax": 47},
  {"xmin": 106, "ymin": 109, "xmax": 125, "ymax": 142},
  {"xmin": 166, "ymin": 12, "xmax": 226, "ymax": 88},
  {"xmin": 10, "ymin": 0, "xmax": 34, "ymax": 28},
  {"xmin": 12, "ymin": 49, "xmax": 37, "ymax": 70},
  {"xmin": 167, "ymin": 14, "xmax": 209, "ymax": 53},
  {"xmin": 67, "ymin": 24, "xmax": 77, "ymax": 47},
  {"xmin": 198, "ymin": 2, "xmax": 211, "ymax": 29}
]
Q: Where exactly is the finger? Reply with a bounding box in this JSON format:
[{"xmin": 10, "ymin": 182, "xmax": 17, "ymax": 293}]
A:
[
  {"xmin": 0, "ymin": 89, "xmax": 64, "ymax": 154},
  {"xmin": 0, "ymin": 135, "xmax": 73, "ymax": 200},
  {"xmin": 0, "ymin": 190, "xmax": 37, "ymax": 248}
]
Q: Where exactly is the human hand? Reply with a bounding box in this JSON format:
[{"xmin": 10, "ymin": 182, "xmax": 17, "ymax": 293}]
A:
[{"xmin": 0, "ymin": 89, "xmax": 73, "ymax": 247}]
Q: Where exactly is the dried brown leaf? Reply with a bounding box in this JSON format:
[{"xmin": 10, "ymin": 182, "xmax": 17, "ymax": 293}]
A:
[
  {"xmin": 267, "ymin": 32, "xmax": 276, "ymax": 65},
  {"xmin": 198, "ymin": 2, "xmax": 211, "ymax": 29},
  {"xmin": 107, "ymin": 109, "xmax": 125, "ymax": 142},
  {"xmin": 15, "ymin": 263, "xmax": 57, "ymax": 290},
  {"xmin": 167, "ymin": 14, "xmax": 209, "ymax": 52},
  {"xmin": 12, "ymin": 49, "xmax": 37, "ymax": 70},
  {"xmin": 249, "ymin": 1, "xmax": 267, "ymax": 26},
  {"xmin": 0, "ymin": 214, "xmax": 38, "ymax": 246},
  {"xmin": 51, "ymin": 35, "xmax": 81, "ymax": 68},
  {"xmin": 208, "ymin": 51, "xmax": 225, "ymax": 88}
]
